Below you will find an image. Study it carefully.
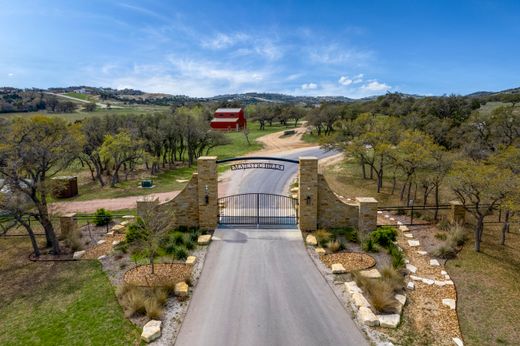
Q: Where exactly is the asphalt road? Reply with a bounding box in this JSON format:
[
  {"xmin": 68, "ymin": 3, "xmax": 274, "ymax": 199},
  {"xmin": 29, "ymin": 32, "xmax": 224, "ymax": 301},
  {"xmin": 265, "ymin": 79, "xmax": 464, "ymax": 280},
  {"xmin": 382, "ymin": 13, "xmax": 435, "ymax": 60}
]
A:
[{"xmin": 175, "ymin": 147, "xmax": 368, "ymax": 346}]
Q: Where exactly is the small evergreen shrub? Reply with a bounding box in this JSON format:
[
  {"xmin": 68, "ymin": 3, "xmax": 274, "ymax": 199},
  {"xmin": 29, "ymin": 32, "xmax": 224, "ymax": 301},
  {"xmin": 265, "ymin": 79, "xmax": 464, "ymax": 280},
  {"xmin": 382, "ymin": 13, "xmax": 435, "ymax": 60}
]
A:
[
  {"xmin": 94, "ymin": 208, "xmax": 112, "ymax": 226},
  {"xmin": 362, "ymin": 237, "xmax": 378, "ymax": 253},
  {"xmin": 125, "ymin": 219, "xmax": 147, "ymax": 243},
  {"xmin": 370, "ymin": 226, "xmax": 397, "ymax": 248},
  {"xmin": 174, "ymin": 246, "xmax": 188, "ymax": 260}
]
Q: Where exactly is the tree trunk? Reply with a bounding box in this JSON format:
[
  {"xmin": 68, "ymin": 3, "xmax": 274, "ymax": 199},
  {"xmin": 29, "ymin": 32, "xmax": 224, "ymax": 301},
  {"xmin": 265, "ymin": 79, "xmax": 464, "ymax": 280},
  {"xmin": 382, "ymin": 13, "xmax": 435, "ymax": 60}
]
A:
[
  {"xmin": 19, "ymin": 218, "xmax": 40, "ymax": 257},
  {"xmin": 391, "ymin": 175, "xmax": 396, "ymax": 195},
  {"xmin": 501, "ymin": 210, "xmax": 510, "ymax": 246},
  {"xmin": 475, "ymin": 217, "xmax": 484, "ymax": 252},
  {"xmin": 361, "ymin": 160, "xmax": 367, "ymax": 179},
  {"xmin": 434, "ymin": 184, "xmax": 440, "ymax": 220},
  {"xmin": 406, "ymin": 181, "xmax": 412, "ymax": 206}
]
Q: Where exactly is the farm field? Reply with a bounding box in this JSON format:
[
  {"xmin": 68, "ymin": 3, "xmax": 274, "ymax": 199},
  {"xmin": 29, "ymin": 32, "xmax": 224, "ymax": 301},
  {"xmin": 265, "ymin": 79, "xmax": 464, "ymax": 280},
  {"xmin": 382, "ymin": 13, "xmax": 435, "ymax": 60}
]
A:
[{"xmin": 0, "ymin": 237, "xmax": 140, "ymax": 346}]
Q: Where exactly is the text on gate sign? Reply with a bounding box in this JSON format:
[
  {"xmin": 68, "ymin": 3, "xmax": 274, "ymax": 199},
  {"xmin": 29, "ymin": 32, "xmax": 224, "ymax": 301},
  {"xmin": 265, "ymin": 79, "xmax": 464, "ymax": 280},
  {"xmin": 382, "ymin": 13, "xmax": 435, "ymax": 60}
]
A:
[{"xmin": 230, "ymin": 162, "xmax": 285, "ymax": 171}]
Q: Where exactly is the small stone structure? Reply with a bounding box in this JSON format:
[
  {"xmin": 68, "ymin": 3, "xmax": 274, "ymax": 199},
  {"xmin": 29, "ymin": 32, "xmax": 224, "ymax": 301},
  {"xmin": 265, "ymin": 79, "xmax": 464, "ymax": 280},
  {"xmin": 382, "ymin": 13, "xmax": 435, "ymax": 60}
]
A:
[
  {"xmin": 449, "ymin": 200, "xmax": 465, "ymax": 224},
  {"xmin": 59, "ymin": 213, "xmax": 77, "ymax": 239},
  {"xmin": 138, "ymin": 155, "xmax": 378, "ymax": 232}
]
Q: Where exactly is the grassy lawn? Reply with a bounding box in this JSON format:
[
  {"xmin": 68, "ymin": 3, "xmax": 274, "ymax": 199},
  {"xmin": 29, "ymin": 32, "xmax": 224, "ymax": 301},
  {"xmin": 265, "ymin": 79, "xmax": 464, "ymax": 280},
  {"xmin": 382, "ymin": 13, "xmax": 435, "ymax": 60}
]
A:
[
  {"xmin": 446, "ymin": 226, "xmax": 520, "ymax": 346},
  {"xmin": 0, "ymin": 237, "xmax": 140, "ymax": 345}
]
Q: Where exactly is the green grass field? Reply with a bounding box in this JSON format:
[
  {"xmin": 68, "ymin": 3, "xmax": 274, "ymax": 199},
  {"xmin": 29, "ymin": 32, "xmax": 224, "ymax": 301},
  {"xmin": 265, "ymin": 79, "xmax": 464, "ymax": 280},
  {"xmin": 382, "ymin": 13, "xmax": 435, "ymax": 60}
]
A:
[{"xmin": 0, "ymin": 238, "xmax": 140, "ymax": 346}]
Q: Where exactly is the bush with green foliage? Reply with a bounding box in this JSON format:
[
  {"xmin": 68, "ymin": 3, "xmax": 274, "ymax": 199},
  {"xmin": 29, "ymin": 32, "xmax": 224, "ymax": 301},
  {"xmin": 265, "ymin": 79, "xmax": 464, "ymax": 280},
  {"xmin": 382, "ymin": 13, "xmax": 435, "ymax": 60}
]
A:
[
  {"xmin": 314, "ymin": 229, "xmax": 332, "ymax": 247},
  {"xmin": 94, "ymin": 208, "xmax": 112, "ymax": 226},
  {"xmin": 387, "ymin": 243, "xmax": 405, "ymax": 268},
  {"xmin": 362, "ymin": 237, "xmax": 378, "ymax": 252},
  {"xmin": 125, "ymin": 218, "xmax": 147, "ymax": 243},
  {"xmin": 174, "ymin": 246, "xmax": 188, "ymax": 260},
  {"xmin": 370, "ymin": 226, "xmax": 397, "ymax": 248},
  {"xmin": 331, "ymin": 227, "xmax": 358, "ymax": 243}
]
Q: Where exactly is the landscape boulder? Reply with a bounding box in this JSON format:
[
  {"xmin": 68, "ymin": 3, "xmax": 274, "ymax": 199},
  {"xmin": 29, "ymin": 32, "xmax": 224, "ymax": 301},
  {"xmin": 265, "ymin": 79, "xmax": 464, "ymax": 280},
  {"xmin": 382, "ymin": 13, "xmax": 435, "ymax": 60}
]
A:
[
  {"xmin": 174, "ymin": 281, "xmax": 189, "ymax": 298},
  {"xmin": 352, "ymin": 292, "xmax": 370, "ymax": 309},
  {"xmin": 358, "ymin": 307, "xmax": 379, "ymax": 326},
  {"xmin": 305, "ymin": 234, "xmax": 317, "ymax": 246},
  {"xmin": 378, "ymin": 314, "xmax": 401, "ymax": 328},
  {"xmin": 197, "ymin": 234, "xmax": 212, "ymax": 245},
  {"xmin": 359, "ymin": 268, "xmax": 381, "ymax": 279},
  {"xmin": 315, "ymin": 247, "xmax": 326, "ymax": 255},
  {"xmin": 331, "ymin": 263, "xmax": 346, "ymax": 274},
  {"xmin": 185, "ymin": 256, "xmax": 196, "ymax": 265},
  {"xmin": 72, "ymin": 250, "xmax": 85, "ymax": 260},
  {"xmin": 141, "ymin": 320, "xmax": 161, "ymax": 343}
]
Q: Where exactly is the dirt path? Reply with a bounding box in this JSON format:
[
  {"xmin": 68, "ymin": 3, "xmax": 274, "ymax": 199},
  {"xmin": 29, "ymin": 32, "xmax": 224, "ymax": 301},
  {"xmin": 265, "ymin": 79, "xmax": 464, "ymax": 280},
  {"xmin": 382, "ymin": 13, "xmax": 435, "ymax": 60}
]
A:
[
  {"xmin": 50, "ymin": 124, "xmax": 317, "ymax": 214},
  {"xmin": 50, "ymin": 191, "xmax": 179, "ymax": 214}
]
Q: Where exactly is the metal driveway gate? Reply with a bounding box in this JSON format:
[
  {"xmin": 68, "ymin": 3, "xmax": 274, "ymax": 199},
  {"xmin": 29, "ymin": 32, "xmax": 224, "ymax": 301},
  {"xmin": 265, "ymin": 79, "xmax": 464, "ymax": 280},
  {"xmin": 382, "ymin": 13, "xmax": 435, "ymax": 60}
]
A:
[{"xmin": 218, "ymin": 193, "xmax": 298, "ymax": 225}]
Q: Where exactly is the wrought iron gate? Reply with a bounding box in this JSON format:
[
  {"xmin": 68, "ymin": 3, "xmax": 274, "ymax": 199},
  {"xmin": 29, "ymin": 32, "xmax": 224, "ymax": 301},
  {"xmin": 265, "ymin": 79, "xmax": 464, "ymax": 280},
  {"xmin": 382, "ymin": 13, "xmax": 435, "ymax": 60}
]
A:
[{"xmin": 218, "ymin": 193, "xmax": 298, "ymax": 225}]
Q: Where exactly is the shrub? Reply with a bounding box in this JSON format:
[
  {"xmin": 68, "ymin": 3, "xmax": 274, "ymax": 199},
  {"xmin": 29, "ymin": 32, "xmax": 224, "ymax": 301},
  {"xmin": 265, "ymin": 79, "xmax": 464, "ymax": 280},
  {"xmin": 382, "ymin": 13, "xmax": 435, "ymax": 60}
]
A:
[
  {"xmin": 327, "ymin": 240, "xmax": 341, "ymax": 253},
  {"xmin": 447, "ymin": 224, "xmax": 466, "ymax": 247},
  {"xmin": 125, "ymin": 219, "xmax": 147, "ymax": 243},
  {"xmin": 119, "ymin": 285, "xmax": 146, "ymax": 317},
  {"xmin": 94, "ymin": 208, "xmax": 112, "ymax": 226},
  {"xmin": 362, "ymin": 237, "xmax": 378, "ymax": 253},
  {"xmin": 388, "ymin": 245, "xmax": 405, "ymax": 269},
  {"xmin": 66, "ymin": 230, "xmax": 83, "ymax": 251},
  {"xmin": 396, "ymin": 208, "xmax": 406, "ymax": 215},
  {"xmin": 332, "ymin": 227, "xmax": 358, "ymax": 243},
  {"xmin": 366, "ymin": 280, "xmax": 400, "ymax": 314},
  {"xmin": 370, "ymin": 226, "xmax": 397, "ymax": 248},
  {"xmin": 144, "ymin": 298, "xmax": 163, "ymax": 319},
  {"xmin": 171, "ymin": 232, "xmax": 185, "ymax": 246},
  {"xmin": 315, "ymin": 229, "xmax": 332, "ymax": 247},
  {"xmin": 380, "ymin": 265, "xmax": 405, "ymax": 292},
  {"xmin": 174, "ymin": 246, "xmax": 188, "ymax": 260},
  {"xmin": 434, "ymin": 232, "xmax": 447, "ymax": 241},
  {"xmin": 184, "ymin": 238, "xmax": 195, "ymax": 251},
  {"xmin": 437, "ymin": 218, "xmax": 451, "ymax": 231},
  {"xmin": 432, "ymin": 244, "xmax": 457, "ymax": 259}
]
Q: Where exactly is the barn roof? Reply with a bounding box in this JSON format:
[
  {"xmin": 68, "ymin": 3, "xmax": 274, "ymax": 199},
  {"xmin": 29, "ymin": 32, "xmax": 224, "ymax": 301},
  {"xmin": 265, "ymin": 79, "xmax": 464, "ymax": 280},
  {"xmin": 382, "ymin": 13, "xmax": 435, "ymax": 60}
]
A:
[
  {"xmin": 210, "ymin": 118, "xmax": 240, "ymax": 123},
  {"xmin": 215, "ymin": 108, "xmax": 242, "ymax": 113}
]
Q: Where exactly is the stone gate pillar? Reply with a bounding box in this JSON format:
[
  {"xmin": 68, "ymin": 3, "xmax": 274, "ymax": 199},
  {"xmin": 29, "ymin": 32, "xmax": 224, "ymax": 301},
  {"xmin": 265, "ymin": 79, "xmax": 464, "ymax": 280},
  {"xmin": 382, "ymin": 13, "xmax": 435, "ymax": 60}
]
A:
[
  {"xmin": 197, "ymin": 156, "xmax": 218, "ymax": 230},
  {"xmin": 356, "ymin": 197, "xmax": 378, "ymax": 233},
  {"xmin": 449, "ymin": 200, "xmax": 465, "ymax": 224},
  {"xmin": 59, "ymin": 213, "xmax": 77, "ymax": 239},
  {"xmin": 299, "ymin": 157, "xmax": 318, "ymax": 231}
]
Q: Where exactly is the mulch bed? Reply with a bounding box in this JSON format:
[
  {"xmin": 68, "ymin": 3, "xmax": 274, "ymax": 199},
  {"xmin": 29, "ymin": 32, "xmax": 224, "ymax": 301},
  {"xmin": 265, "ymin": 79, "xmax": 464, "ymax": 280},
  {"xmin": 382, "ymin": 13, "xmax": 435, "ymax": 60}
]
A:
[
  {"xmin": 321, "ymin": 252, "xmax": 376, "ymax": 272},
  {"xmin": 82, "ymin": 234, "xmax": 125, "ymax": 260},
  {"xmin": 123, "ymin": 263, "xmax": 192, "ymax": 287}
]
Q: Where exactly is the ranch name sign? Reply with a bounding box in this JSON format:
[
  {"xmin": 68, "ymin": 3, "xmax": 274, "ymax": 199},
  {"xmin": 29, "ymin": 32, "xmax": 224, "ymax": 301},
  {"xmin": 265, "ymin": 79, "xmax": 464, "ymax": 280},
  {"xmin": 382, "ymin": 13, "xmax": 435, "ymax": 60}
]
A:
[{"xmin": 231, "ymin": 162, "xmax": 285, "ymax": 171}]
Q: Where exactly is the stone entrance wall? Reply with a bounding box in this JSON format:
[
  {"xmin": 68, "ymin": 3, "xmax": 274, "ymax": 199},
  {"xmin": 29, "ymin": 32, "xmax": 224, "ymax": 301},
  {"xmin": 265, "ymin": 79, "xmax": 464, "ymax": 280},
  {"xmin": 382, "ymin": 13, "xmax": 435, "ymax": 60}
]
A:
[
  {"xmin": 137, "ymin": 155, "xmax": 378, "ymax": 232},
  {"xmin": 298, "ymin": 156, "xmax": 378, "ymax": 233}
]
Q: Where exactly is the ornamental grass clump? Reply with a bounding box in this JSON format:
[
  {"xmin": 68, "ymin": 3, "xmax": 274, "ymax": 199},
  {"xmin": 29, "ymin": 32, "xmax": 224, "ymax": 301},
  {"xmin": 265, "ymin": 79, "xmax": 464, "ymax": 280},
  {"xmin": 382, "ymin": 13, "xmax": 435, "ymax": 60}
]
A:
[{"xmin": 314, "ymin": 229, "xmax": 332, "ymax": 247}]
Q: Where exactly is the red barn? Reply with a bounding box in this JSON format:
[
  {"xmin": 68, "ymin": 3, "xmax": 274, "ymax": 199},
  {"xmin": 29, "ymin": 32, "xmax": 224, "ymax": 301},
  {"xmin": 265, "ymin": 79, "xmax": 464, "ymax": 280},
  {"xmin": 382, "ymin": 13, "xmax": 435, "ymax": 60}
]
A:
[{"xmin": 210, "ymin": 108, "xmax": 247, "ymax": 131}]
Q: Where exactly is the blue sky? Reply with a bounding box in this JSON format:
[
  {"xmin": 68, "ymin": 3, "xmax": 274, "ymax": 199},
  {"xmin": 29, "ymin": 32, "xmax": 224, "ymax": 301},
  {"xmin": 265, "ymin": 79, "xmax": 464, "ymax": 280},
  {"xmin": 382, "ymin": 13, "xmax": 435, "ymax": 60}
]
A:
[{"xmin": 0, "ymin": 0, "xmax": 519, "ymax": 98}]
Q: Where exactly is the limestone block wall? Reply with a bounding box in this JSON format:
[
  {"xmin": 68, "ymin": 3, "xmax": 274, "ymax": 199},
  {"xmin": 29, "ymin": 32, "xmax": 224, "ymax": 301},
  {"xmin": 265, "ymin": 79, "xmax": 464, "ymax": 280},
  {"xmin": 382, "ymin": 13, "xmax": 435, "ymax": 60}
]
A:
[
  {"xmin": 197, "ymin": 156, "xmax": 218, "ymax": 230},
  {"xmin": 356, "ymin": 197, "xmax": 378, "ymax": 233},
  {"xmin": 299, "ymin": 156, "xmax": 378, "ymax": 232},
  {"xmin": 317, "ymin": 174, "xmax": 358, "ymax": 229},
  {"xmin": 299, "ymin": 157, "xmax": 318, "ymax": 231},
  {"xmin": 156, "ymin": 172, "xmax": 199, "ymax": 228}
]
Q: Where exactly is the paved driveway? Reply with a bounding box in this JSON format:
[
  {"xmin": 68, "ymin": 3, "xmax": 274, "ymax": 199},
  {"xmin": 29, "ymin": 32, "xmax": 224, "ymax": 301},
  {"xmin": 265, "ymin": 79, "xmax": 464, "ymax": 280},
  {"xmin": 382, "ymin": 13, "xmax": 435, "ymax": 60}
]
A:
[{"xmin": 175, "ymin": 147, "xmax": 368, "ymax": 346}]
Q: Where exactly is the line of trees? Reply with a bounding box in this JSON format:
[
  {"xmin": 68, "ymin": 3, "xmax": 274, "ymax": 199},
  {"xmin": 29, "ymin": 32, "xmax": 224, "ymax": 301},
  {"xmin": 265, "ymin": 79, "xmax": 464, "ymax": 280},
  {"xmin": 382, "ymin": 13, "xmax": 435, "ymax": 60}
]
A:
[
  {"xmin": 0, "ymin": 106, "xmax": 229, "ymax": 256},
  {"xmin": 315, "ymin": 98, "xmax": 520, "ymax": 252},
  {"xmin": 78, "ymin": 107, "xmax": 229, "ymax": 187}
]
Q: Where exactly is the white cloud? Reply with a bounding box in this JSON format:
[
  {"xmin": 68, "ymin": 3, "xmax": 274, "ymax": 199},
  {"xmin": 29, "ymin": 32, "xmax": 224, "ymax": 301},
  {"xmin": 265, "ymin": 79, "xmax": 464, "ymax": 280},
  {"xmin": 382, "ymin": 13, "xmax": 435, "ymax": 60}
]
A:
[
  {"xmin": 301, "ymin": 82, "xmax": 318, "ymax": 90},
  {"xmin": 309, "ymin": 44, "xmax": 372, "ymax": 65},
  {"xmin": 7, "ymin": 73, "xmax": 14, "ymax": 77},
  {"xmin": 353, "ymin": 74, "xmax": 364, "ymax": 83},
  {"xmin": 338, "ymin": 76, "xmax": 352, "ymax": 86},
  {"xmin": 201, "ymin": 32, "xmax": 249, "ymax": 49},
  {"xmin": 361, "ymin": 80, "xmax": 391, "ymax": 92}
]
